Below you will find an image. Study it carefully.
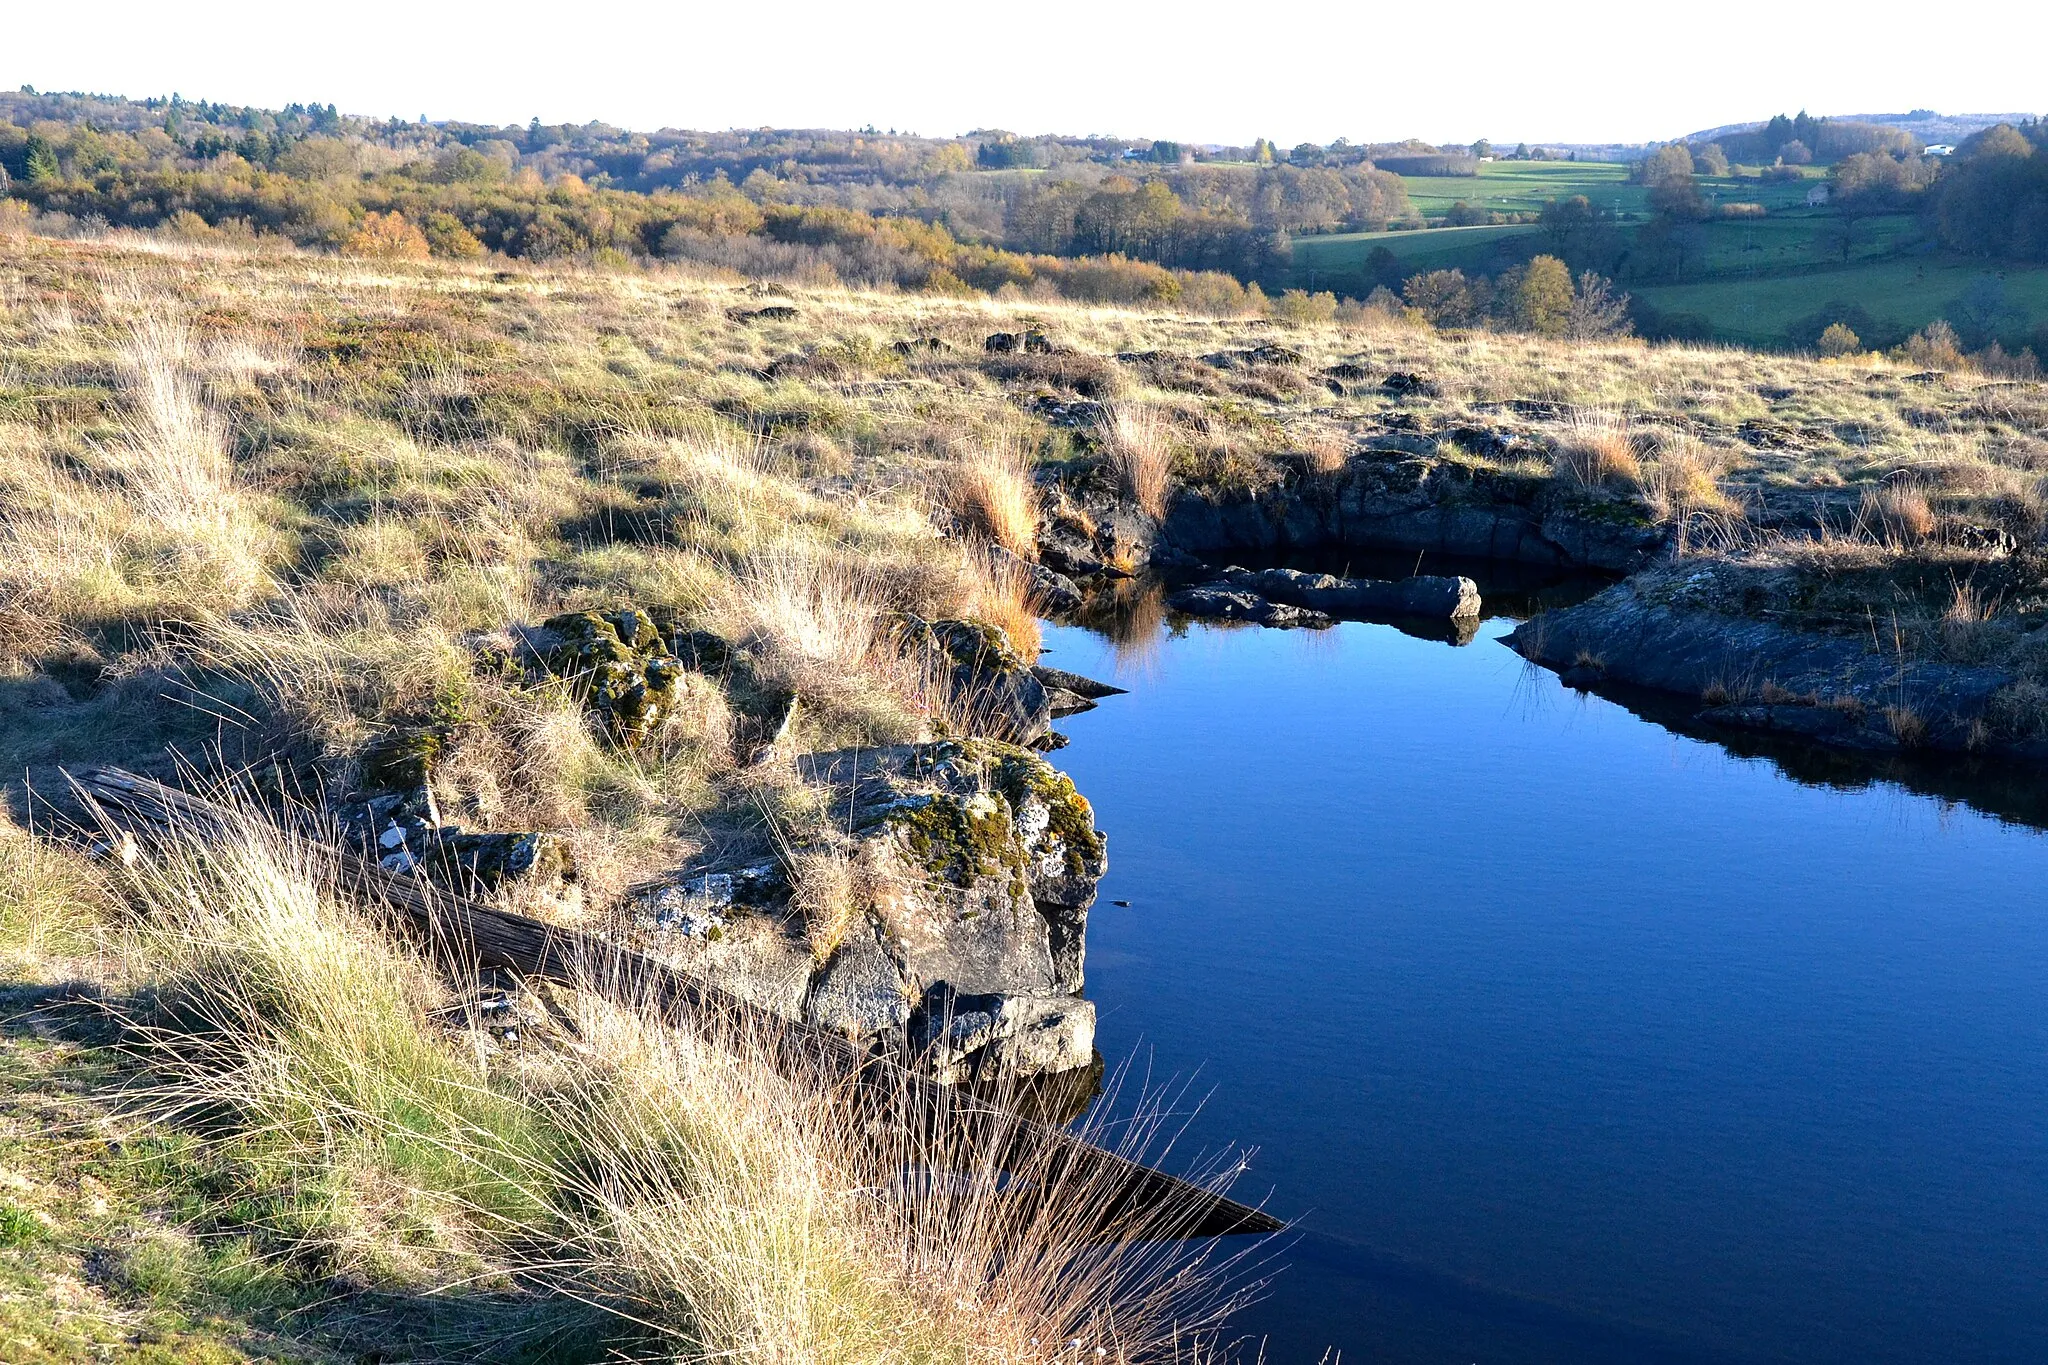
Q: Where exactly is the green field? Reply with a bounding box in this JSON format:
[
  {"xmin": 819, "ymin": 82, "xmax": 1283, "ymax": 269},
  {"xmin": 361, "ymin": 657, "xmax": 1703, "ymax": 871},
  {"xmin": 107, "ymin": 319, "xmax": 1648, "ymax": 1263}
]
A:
[
  {"xmin": 1284, "ymin": 159, "xmax": 2048, "ymax": 349},
  {"xmin": 1396, "ymin": 160, "xmax": 1646, "ymax": 217},
  {"xmin": 1387, "ymin": 158, "xmax": 1826, "ymax": 220},
  {"xmin": 1634, "ymin": 258, "xmax": 2048, "ymax": 348}
]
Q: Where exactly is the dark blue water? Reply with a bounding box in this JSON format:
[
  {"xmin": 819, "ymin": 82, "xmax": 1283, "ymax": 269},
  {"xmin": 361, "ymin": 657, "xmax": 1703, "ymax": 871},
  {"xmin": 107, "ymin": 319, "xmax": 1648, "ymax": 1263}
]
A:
[{"xmin": 1044, "ymin": 610, "xmax": 2048, "ymax": 1365}]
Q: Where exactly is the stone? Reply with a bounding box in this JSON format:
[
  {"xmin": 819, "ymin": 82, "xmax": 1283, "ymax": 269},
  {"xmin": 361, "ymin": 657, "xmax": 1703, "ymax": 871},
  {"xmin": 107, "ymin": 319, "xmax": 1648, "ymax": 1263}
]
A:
[
  {"xmin": 538, "ymin": 607, "xmax": 685, "ymax": 748},
  {"xmin": 1165, "ymin": 585, "xmax": 1332, "ymax": 629},
  {"xmin": 912, "ymin": 983, "xmax": 1097, "ymax": 1083},
  {"xmin": 632, "ymin": 740, "xmax": 1109, "ymax": 1078},
  {"xmin": 889, "ymin": 614, "xmax": 1051, "ymax": 744},
  {"xmin": 987, "ymin": 544, "xmax": 1083, "ymax": 615},
  {"xmin": 1382, "ymin": 371, "xmax": 1440, "ymax": 397},
  {"xmin": 806, "ymin": 918, "xmax": 912, "ymax": 1040},
  {"xmin": 1213, "ymin": 565, "xmax": 1482, "ymax": 620},
  {"xmin": 1506, "ymin": 579, "xmax": 2017, "ymax": 755},
  {"xmin": 985, "ymin": 330, "xmax": 1054, "ymax": 354},
  {"xmin": 1043, "ymin": 688, "xmax": 1097, "ymax": 718},
  {"xmin": 1030, "ymin": 665, "xmax": 1127, "ymax": 699}
]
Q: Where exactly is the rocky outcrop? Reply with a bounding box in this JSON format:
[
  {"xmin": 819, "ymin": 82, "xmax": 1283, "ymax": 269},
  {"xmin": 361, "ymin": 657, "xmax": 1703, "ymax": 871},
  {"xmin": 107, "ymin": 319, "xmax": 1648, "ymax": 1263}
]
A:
[
  {"xmin": 536, "ymin": 607, "xmax": 686, "ymax": 748},
  {"xmin": 340, "ymin": 778, "xmax": 578, "ymax": 904},
  {"xmin": 1031, "ymin": 665, "xmax": 1127, "ymax": 700},
  {"xmin": 632, "ymin": 739, "xmax": 1108, "ymax": 1080},
  {"xmin": 1162, "ymin": 450, "xmax": 1667, "ymax": 574},
  {"xmin": 1507, "ymin": 580, "xmax": 2018, "ymax": 754},
  {"xmin": 889, "ymin": 614, "xmax": 1052, "ymax": 745}
]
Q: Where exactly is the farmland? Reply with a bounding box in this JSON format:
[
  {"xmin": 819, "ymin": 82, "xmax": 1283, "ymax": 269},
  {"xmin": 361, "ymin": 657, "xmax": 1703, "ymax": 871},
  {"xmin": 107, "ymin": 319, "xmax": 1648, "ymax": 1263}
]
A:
[{"xmin": 1284, "ymin": 158, "xmax": 2048, "ymax": 350}]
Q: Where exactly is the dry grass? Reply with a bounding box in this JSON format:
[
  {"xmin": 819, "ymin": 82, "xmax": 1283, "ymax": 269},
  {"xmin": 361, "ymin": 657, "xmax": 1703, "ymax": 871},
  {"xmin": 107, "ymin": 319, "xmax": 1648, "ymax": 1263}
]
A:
[
  {"xmin": 1860, "ymin": 484, "xmax": 1938, "ymax": 545},
  {"xmin": 10, "ymin": 794, "xmax": 1250, "ymax": 1363},
  {"xmin": 1550, "ymin": 410, "xmax": 1643, "ymax": 490},
  {"xmin": 1639, "ymin": 432, "xmax": 1738, "ymax": 522},
  {"xmin": 1099, "ymin": 405, "xmax": 1174, "ymax": 519},
  {"xmin": 942, "ymin": 433, "xmax": 1041, "ymax": 558}
]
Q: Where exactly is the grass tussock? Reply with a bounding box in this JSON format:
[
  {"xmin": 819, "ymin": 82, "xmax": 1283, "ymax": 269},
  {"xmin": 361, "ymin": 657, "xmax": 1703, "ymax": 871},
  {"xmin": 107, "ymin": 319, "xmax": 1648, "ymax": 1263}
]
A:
[
  {"xmin": 1550, "ymin": 410, "xmax": 1642, "ymax": 490},
  {"xmin": 1099, "ymin": 405, "xmax": 1174, "ymax": 520},
  {"xmin": 941, "ymin": 433, "xmax": 1041, "ymax": 559}
]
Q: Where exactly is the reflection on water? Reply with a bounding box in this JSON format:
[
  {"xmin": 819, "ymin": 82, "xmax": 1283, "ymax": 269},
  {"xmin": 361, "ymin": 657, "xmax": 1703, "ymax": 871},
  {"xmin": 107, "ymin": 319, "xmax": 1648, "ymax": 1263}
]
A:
[{"xmin": 1046, "ymin": 605, "xmax": 2048, "ymax": 1365}]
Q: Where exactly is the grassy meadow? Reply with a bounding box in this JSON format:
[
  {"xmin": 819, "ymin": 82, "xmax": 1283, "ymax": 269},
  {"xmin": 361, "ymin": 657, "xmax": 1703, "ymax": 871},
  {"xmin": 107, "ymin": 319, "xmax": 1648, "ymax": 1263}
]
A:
[
  {"xmin": 4, "ymin": 223, "xmax": 2048, "ymax": 1359},
  {"xmin": 1285, "ymin": 158, "xmax": 2048, "ymax": 349},
  {"xmin": 1393, "ymin": 159, "xmax": 1649, "ymax": 218}
]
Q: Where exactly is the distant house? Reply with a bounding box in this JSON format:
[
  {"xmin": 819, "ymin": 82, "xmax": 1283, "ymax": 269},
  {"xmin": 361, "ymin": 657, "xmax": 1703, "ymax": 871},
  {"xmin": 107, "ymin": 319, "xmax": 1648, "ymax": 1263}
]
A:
[
  {"xmin": 1805, "ymin": 184, "xmax": 1831, "ymax": 207},
  {"xmin": 1924, "ymin": 144, "xmax": 1956, "ymax": 157}
]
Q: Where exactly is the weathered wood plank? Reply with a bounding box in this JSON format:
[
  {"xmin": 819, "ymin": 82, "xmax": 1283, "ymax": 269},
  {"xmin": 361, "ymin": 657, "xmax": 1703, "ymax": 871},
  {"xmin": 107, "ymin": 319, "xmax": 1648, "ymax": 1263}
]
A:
[{"xmin": 69, "ymin": 766, "xmax": 1282, "ymax": 1242}]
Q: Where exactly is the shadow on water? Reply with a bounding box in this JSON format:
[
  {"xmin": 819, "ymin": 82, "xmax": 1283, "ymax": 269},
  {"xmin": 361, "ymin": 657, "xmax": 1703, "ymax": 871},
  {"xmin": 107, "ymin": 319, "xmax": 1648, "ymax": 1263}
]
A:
[{"xmin": 1576, "ymin": 674, "xmax": 2048, "ymax": 833}]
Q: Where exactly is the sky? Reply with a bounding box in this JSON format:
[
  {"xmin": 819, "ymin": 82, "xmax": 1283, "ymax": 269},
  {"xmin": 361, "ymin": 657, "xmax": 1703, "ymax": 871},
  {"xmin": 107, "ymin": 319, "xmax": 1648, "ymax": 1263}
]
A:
[{"xmin": 5, "ymin": 1, "xmax": 2041, "ymax": 148}]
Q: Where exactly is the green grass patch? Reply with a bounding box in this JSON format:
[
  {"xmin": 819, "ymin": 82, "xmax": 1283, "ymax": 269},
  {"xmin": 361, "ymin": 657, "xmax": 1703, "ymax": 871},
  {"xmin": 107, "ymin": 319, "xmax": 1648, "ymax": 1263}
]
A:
[{"xmin": 1635, "ymin": 257, "xmax": 2048, "ymax": 347}]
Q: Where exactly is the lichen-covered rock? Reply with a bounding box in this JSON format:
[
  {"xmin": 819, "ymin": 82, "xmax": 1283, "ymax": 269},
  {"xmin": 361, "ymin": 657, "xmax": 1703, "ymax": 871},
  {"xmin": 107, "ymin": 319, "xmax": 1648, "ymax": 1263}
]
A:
[
  {"xmin": 339, "ymin": 784, "xmax": 577, "ymax": 905},
  {"xmin": 889, "ymin": 614, "xmax": 1052, "ymax": 744},
  {"xmin": 631, "ymin": 739, "xmax": 1108, "ymax": 1080},
  {"xmin": 538, "ymin": 607, "xmax": 684, "ymax": 747},
  {"xmin": 806, "ymin": 919, "xmax": 912, "ymax": 1041}
]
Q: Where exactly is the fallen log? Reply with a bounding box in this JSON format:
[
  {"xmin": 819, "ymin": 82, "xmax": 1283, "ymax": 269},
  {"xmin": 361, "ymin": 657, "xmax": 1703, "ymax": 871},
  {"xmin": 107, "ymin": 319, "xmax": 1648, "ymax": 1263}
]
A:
[{"xmin": 69, "ymin": 765, "xmax": 1281, "ymax": 1242}]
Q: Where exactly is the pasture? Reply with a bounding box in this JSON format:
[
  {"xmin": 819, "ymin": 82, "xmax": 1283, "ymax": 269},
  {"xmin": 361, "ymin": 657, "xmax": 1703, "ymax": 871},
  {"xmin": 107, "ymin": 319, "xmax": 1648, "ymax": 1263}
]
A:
[{"xmin": 1633, "ymin": 257, "xmax": 2048, "ymax": 347}]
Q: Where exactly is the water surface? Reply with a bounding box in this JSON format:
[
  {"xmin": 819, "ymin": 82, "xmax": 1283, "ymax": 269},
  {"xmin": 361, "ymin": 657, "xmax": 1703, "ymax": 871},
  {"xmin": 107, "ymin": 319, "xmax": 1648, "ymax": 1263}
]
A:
[{"xmin": 1045, "ymin": 604, "xmax": 2048, "ymax": 1364}]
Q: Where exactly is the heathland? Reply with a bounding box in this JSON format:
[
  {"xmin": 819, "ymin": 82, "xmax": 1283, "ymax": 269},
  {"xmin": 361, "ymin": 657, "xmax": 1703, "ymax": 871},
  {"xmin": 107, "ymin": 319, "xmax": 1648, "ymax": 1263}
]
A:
[{"xmin": 5, "ymin": 218, "xmax": 2048, "ymax": 1359}]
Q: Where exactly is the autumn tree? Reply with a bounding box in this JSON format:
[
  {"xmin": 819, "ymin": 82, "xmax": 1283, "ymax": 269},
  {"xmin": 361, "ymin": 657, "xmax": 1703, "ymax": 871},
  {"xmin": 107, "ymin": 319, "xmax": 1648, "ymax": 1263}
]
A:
[
  {"xmin": 1510, "ymin": 255, "xmax": 1575, "ymax": 334},
  {"xmin": 343, "ymin": 210, "xmax": 431, "ymax": 259},
  {"xmin": 1641, "ymin": 144, "xmax": 1705, "ymax": 219},
  {"xmin": 1817, "ymin": 322, "xmax": 1861, "ymax": 357},
  {"xmin": 1566, "ymin": 270, "xmax": 1632, "ymax": 339},
  {"xmin": 1402, "ymin": 269, "xmax": 1475, "ymax": 327}
]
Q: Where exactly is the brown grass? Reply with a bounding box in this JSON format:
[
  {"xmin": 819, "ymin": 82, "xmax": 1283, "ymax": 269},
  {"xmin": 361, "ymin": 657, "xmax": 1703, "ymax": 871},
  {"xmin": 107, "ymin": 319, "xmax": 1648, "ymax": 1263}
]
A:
[
  {"xmin": 1099, "ymin": 404, "xmax": 1174, "ymax": 519},
  {"xmin": 1550, "ymin": 410, "xmax": 1643, "ymax": 490},
  {"xmin": 1861, "ymin": 484, "xmax": 1937, "ymax": 545},
  {"xmin": 942, "ymin": 433, "xmax": 1041, "ymax": 558}
]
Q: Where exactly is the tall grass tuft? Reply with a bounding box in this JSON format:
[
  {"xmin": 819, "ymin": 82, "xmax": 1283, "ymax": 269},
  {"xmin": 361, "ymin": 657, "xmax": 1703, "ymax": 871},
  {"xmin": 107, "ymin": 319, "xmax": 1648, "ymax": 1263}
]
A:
[
  {"xmin": 1099, "ymin": 406, "xmax": 1174, "ymax": 520},
  {"xmin": 1550, "ymin": 410, "xmax": 1643, "ymax": 490},
  {"xmin": 942, "ymin": 433, "xmax": 1041, "ymax": 559}
]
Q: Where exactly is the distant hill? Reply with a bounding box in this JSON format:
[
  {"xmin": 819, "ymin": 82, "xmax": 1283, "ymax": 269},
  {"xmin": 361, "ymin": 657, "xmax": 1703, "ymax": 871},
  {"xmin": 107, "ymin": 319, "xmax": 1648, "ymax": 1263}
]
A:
[{"xmin": 1683, "ymin": 110, "xmax": 2041, "ymax": 149}]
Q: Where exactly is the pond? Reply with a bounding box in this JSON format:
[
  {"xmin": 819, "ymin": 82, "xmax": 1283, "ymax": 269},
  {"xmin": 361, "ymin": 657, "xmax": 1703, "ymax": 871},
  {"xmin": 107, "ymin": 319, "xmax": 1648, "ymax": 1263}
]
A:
[{"xmin": 1044, "ymin": 587, "xmax": 2048, "ymax": 1365}]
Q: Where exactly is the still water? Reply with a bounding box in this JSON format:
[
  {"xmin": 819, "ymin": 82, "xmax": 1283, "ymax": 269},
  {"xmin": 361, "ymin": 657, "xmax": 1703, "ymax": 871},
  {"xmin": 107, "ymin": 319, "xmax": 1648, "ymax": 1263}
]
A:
[{"xmin": 1045, "ymin": 601, "xmax": 2048, "ymax": 1365}]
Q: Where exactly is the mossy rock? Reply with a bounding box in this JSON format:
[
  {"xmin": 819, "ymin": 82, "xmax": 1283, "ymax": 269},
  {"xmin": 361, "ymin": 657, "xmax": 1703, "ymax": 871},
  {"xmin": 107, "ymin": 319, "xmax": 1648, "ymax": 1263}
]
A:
[
  {"xmin": 359, "ymin": 727, "xmax": 445, "ymax": 790},
  {"xmin": 427, "ymin": 830, "xmax": 575, "ymax": 889},
  {"xmin": 889, "ymin": 789, "xmax": 1031, "ymax": 900},
  {"xmin": 540, "ymin": 606, "xmax": 683, "ymax": 747}
]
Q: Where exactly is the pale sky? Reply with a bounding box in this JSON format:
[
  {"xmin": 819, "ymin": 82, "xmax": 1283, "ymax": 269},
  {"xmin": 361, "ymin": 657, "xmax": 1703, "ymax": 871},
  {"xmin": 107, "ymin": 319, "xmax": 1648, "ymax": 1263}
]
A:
[{"xmin": 6, "ymin": 1, "xmax": 2041, "ymax": 147}]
